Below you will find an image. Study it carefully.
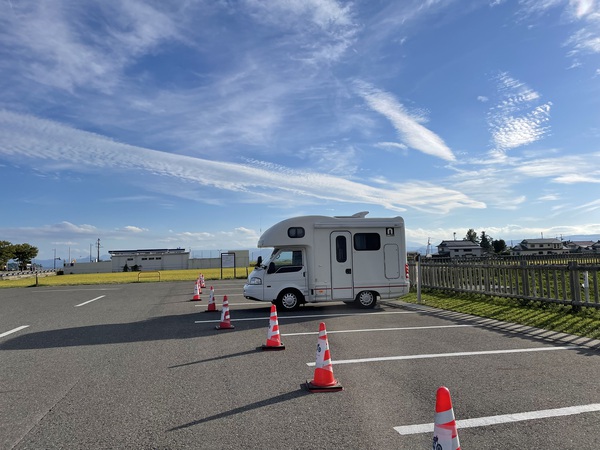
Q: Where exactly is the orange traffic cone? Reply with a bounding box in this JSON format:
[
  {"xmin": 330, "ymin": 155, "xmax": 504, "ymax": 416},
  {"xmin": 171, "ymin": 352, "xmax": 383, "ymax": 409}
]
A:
[
  {"xmin": 261, "ymin": 304, "xmax": 285, "ymax": 350},
  {"xmin": 215, "ymin": 295, "xmax": 234, "ymax": 330},
  {"xmin": 306, "ymin": 322, "xmax": 342, "ymax": 392},
  {"xmin": 191, "ymin": 280, "xmax": 201, "ymax": 301},
  {"xmin": 200, "ymin": 273, "xmax": 206, "ymax": 288},
  {"xmin": 433, "ymin": 387, "xmax": 460, "ymax": 450},
  {"xmin": 205, "ymin": 286, "xmax": 217, "ymax": 312}
]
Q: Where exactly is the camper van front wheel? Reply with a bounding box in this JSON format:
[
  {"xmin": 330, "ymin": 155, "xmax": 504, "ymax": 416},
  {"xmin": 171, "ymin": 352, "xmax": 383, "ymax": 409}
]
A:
[
  {"xmin": 355, "ymin": 290, "xmax": 377, "ymax": 309},
  {"xmin": 276, "ymin": 289, "xmax": 303, "ymax": 311}
]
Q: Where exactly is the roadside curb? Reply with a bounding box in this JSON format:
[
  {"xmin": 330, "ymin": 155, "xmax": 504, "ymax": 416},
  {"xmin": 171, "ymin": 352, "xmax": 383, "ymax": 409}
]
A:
[{"xmin": 380, "ymin": 299, "xmax": 600, "ymax": 352}]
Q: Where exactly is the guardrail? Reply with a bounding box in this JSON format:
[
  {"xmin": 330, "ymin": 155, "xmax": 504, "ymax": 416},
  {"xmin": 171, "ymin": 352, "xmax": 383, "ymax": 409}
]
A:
[
  {"xmin": 409, "ymin": 259, "xmax": 600, "ymax": 311},
  {"xmin": 137, "ymin": 271, "xmax": 161, "ymax": 282},
  {"xmin": 0, "ymin": 270, "xmax": 57, "ymax": 281}
]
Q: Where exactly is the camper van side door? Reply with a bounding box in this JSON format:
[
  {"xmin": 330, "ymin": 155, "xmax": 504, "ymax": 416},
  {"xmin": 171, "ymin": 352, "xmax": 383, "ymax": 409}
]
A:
[{"xmin": 330, "ymin": 231, "xmax": 354, "ymax": 300}]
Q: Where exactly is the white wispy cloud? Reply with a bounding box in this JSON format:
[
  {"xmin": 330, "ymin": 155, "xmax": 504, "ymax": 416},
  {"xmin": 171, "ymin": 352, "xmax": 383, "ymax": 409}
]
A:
[
  {"xmin": 1, "ymin": 221, "xmax": 98, "ymax": 239},
  {"xmin": 375, "ymin": 142, "xmax": 409, "ymax": 153},
  {"xmin": 355, "ymin": 82, "xmax": 456, "ymax": 162},
  {"xmin": 120, "ymin": 226, "xmax": 148, "ymax": 233},
  {"xmin": 0, "ymin": 1, "xmax": 364, "ymax": 159},
  {"xmin": 0, "ymin": 110, "xmax": 482, "ymax": 214},
  {"xmin": 0, "ymin": 1, "xmax": 181, "ymax": 93},
  {"xmin": 487, "ymin": 72, "xmax": 552, "ymax": 151},
  {"xmin": 175, "ymin": 229, "xmax": 260, "ymax": 249},
  {"xmin": 518, "ymin": 0, "xmax": 600, "ymax": 59},
  {"xmin": 514, "ymin": 153, "xmax": 600, "ymax": 183},
  {"xmin": 243, "ymin": 0, "xmax": 358, "ymax": 64},
  {"xmin": 296, "ymin": 145, "xmax": 360, "ymax": 175}
]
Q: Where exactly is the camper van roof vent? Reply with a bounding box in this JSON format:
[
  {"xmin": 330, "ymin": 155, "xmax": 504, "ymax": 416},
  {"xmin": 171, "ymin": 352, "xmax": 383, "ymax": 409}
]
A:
[{"xmin": 334, "ymin": 211, "xmax": 369, "ymax": 218}]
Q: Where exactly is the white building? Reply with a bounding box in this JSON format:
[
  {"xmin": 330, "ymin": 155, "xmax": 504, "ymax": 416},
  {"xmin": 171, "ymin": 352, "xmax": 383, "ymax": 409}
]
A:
[{"xmin": 108, "ymin": 248, "xmax": 190, "ymax": 272}]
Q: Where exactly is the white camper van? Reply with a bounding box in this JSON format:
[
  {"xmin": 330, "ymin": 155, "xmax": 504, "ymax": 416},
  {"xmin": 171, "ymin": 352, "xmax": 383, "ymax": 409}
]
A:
[{"xmin": 243, "ymin": 212, "xmax": 410, "ymax": 310}]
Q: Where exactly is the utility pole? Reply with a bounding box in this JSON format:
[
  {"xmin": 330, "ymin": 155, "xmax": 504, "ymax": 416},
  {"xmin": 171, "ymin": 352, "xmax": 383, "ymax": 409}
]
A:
[{"xmin": 96, "ymin": 238, "xmax": 102, "ymax": 262}]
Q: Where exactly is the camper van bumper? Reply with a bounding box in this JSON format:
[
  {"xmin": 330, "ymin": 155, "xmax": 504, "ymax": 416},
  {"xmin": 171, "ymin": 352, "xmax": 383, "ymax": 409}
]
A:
[{"xmin": 243, "ymin": 283, "xmax": 267, "ymax": 302}]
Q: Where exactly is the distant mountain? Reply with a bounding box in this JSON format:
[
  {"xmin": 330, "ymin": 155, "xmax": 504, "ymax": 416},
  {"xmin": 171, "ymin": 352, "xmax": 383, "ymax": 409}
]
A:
[{"xmin": 563, "ymin": 235, "xmax": 600, "ymax": 242}]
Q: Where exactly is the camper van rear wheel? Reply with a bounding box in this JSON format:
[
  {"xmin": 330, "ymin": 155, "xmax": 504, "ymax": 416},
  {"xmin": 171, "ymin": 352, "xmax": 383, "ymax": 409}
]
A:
[
  {"xmin": 276, "ymin": 289, "xmax": 303, "ymax": 311},
  {"xmin": 355, "ymin": 290, "xmax": 377, "ymax": 309}
]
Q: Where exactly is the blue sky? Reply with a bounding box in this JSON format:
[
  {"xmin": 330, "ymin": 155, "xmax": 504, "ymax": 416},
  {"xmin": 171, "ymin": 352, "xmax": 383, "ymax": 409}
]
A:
[{"xmin": 1, "ymin": 0, "xmax": 599, "ymax": 264}]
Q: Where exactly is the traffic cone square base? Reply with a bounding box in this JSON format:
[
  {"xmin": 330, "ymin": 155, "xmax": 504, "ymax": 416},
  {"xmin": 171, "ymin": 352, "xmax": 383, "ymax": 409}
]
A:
[
  {"xmin": 305, "ymin": 380, "xmax": 343, "ymax": 393},
  {"xmin": 261, "ymin": 343, "xmax": 285, "ymax": 351},
  {"xmin": 215, "ymin": 323, "xmax": 235, "ymax": 330}
]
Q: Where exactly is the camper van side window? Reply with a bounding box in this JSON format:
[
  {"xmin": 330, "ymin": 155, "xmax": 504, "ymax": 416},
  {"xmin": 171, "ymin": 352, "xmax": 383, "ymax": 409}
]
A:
[
  {"xmin": 354, "ymin": 233, "xmax": 381, "ymax": 251},
  {"xmin": 287, "ymin": 227, "xmax": 305, "ymax": 238},
  {"xmin": 336, "ymin": 236, "xmax": 347, "ymax": 262}
]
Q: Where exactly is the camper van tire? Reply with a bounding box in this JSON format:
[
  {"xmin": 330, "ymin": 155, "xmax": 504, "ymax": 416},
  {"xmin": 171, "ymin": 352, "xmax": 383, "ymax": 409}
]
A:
[
  {"xmin": 276, "ymin": 289, "xmax": 303, "ymax": 311},
  {"xmin": 355, "ymin": 290, "xmax": 377, "ymax": 309}
]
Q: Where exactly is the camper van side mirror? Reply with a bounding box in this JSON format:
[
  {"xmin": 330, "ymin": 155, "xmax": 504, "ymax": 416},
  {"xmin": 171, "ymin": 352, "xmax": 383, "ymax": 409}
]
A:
[
  {"xmin": 267, "ymin": 262, "xmax": 276, "ymax": 274},
  {"xmin": 256, "ymin": 256, "xmax": 263, "ymax": 267}
]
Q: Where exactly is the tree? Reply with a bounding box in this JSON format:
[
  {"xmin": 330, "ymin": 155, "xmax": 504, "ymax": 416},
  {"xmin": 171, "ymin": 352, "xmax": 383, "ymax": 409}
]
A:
[
  {"xmin": 465, "ymin": 229, "xmax": 479, "ymax": 244},
  {"xmin": 480, "ymin": 231, "xmax": 493, "ymax": 252},
  {"xmin": 0, "ymin": 241, "xmax": 14, "ymax": 270},
  {"xmin": 12, "ymin": 243, "xmax": 39, "ymax": 270},
  {"xmin": 492, "ymin": 239, "xmax": 507, "ymax": 254}
]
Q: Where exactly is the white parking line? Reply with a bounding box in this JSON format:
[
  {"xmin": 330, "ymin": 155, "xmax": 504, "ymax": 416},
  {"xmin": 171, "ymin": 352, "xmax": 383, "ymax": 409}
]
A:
[
  {"xmin": 306, "ymin": 346, "xmax": 579, "ymax": 366},
  {"xmin": 32, "ymin": 288, "xmax": 119, "ymax": 293},
  {"xmin": 194, "ymin": 302, "xmax": 261, "ymax": 307},
  {"xmin": 75, "ymin": 295, "xmax": 106, "ymax": 307},
  {"xmin": 394, "ymin": 403, "xmax": 600, "ymax": 435},
  {"xmin": 282, "ymin": 324, "xmax": 474, "ymax": 336},
  {"xmin": 0, "ymin": 325, "xmax": 30, "ymax": 339},
  {"xmin": 194, "ymin": 310, "xmax": 417, "ymax": 324}
]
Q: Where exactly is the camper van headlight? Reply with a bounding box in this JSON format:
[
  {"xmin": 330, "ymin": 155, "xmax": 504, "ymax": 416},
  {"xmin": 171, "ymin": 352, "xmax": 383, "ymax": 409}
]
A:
[{"xmin": 249, "ymin": 277, "xmax": 262, "ymax": 285}]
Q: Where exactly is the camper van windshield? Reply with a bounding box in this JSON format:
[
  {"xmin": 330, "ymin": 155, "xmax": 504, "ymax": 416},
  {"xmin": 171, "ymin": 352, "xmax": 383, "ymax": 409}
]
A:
[
  {"xmin": 265, "ymin": 249, "xmax": 303, "ymax": 274},
  {"xmin": 267, "ymin": 248, "xmax": 280, "ymax": 263}
]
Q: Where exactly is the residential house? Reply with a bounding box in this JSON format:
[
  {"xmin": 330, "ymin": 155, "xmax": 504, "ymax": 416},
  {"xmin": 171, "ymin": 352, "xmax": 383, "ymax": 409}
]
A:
[
  {"xmin": 563, "ymin": 240, "xmax": 595, "ymax": 253},
  {"xmin": 436, "ymin": 240, "xmax": 483, "ymax": 259},
  {"xmin": 510, "ymin": 238, "xmax": 568, "ymax": 256}
]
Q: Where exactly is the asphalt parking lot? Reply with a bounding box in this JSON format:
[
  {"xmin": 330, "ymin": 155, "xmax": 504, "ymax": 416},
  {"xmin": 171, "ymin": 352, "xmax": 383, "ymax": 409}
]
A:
[{"xmin": 2, "ymin": 279, "xmax": 600, "ymax": 449}]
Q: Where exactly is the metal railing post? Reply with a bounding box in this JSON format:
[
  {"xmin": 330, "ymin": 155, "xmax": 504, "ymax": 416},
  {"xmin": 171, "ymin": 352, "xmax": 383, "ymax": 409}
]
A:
[{"xmin": 569, "ymin": 261, "xmax": 582, "ymax": 312}]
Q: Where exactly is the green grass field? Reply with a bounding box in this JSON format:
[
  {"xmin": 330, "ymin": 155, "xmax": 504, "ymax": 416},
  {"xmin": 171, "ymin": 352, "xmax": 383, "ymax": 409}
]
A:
[
  {"xmin": 404, "ymin": 290, "xmax": 600, "ymax": 341},
  {"xmin": 0, "ymin": 268, "xmax": 250, "ymax": 288}
]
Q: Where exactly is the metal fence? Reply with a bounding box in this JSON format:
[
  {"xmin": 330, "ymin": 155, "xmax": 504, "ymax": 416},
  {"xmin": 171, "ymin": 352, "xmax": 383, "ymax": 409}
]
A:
[{"xmin": 409, "ymin": 255, "xmax": 600, "ymax": 310}]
